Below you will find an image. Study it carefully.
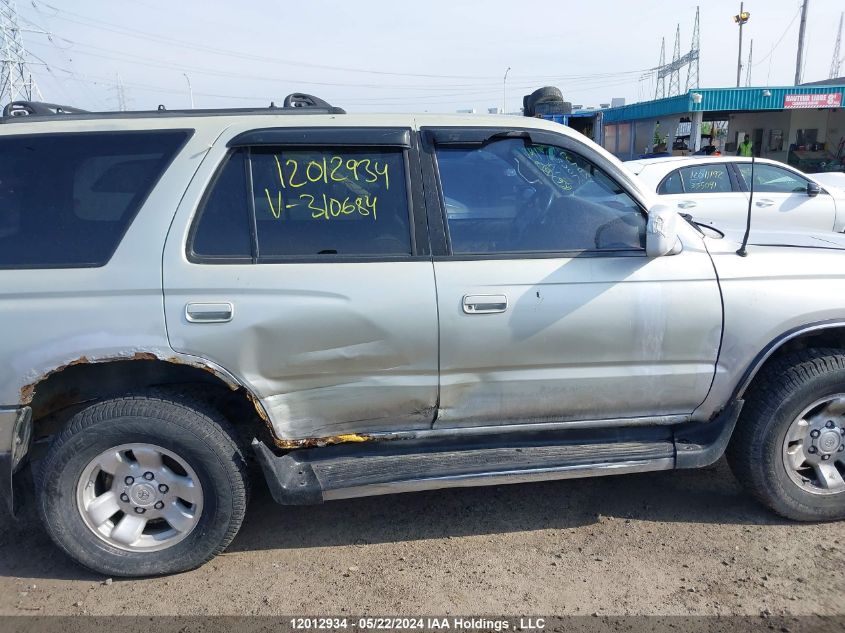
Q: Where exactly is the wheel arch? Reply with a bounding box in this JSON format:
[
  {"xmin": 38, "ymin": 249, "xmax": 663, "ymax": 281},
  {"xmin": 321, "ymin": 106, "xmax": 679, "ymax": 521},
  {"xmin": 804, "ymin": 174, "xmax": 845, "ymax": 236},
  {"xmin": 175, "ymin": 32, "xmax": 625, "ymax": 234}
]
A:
[
  {"xmin": 735, "ymin": 320, "xmax": 845, "ymax": 400},
  {"xmin": 21, "ymin": 352, "xmax": 275, "ymax": 445}
]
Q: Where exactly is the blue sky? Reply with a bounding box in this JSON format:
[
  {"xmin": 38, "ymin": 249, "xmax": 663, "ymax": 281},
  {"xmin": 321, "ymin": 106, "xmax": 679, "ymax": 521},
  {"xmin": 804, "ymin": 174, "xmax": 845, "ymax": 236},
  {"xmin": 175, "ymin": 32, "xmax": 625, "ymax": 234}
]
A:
[{"xmin": 16, "ymin": 0, "xmax": 845, "ymax": 112}]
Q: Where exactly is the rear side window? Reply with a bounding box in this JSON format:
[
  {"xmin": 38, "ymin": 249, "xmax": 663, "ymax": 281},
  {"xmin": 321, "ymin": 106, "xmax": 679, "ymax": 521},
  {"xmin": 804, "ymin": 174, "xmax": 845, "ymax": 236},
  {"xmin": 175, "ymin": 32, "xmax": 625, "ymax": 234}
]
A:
[
  {"xmin": 0, "ymin": 130, "xmax": 189, "ymax": 268},
  {"xmin": 191, "ymin": 146, "xmax": 412, "ymax": 260},
  {"xmin": 677, "ymin": 164, "xmax": 732, "ymax": 193}
]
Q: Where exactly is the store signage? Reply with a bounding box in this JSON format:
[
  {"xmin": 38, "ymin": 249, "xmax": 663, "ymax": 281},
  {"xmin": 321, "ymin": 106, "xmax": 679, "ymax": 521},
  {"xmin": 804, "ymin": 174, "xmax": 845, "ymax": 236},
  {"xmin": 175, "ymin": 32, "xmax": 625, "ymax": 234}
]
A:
[{"xmin": 784, "ymin": 93, "xmax": 842, "ymax": 109}]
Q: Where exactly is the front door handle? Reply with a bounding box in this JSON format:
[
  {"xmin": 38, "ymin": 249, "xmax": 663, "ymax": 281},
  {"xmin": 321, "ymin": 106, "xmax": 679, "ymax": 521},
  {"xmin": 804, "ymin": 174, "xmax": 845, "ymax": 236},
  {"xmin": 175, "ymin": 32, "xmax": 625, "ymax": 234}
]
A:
[
  {"xmin": 756, "ymin": 199, "xmax": 775, "ymax": 208},
  {"xmin": 185, "ymin": 302, "xmax": 234, "ymax": 323},
  {"xmin": 463, "ymin": 294, "xmax": 508, "ymax": 314},
  {"xmin": 677, "ymin": 200, "xmax": 697, "ymax": 209}
]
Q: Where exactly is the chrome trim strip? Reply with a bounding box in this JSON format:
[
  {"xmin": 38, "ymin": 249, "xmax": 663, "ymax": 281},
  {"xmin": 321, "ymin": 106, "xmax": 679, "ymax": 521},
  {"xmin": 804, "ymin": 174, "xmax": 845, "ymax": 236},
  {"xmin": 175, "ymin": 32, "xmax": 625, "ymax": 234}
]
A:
[{"xmin": 323, "ymin": 457, "xmax": 674, "ymax": 500}]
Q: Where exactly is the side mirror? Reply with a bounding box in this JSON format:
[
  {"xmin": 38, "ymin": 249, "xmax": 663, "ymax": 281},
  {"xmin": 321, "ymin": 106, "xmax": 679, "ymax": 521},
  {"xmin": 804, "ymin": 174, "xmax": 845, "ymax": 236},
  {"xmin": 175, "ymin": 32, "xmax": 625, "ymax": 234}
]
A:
[
  {"xmin": 807, "ymin": 182, "xmax": 821, "ymax": 197},
  {"xmin": 646, "ymin": 204, "xmax": 681, "ymax": 257}
]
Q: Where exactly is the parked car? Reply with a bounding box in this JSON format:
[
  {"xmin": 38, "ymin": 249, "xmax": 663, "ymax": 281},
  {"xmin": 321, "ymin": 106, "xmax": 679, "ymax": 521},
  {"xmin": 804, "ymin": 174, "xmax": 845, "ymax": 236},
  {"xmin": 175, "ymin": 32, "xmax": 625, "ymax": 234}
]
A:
[
  {"xmin": 626, "ymin": 156, "xmax": 844, "ymax": 233},
  {"xmin": 2, "ymin": 97, "xmax": 845, "ymax": 578}
]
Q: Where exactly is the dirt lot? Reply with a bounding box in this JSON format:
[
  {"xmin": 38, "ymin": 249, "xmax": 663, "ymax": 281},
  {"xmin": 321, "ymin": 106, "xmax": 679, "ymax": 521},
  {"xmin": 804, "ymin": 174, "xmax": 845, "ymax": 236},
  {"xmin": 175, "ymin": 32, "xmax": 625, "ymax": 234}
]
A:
[{"xmin": 1, "ymin": 459, "xmax": 843, "ymax": 618}]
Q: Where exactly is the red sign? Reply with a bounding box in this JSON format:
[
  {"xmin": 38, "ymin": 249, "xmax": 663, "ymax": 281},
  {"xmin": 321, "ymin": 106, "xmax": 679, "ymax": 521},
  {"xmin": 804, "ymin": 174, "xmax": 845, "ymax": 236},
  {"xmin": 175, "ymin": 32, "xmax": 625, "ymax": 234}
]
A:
[{"xmin": 784, "ymin": 93, "xmax": 842, "ymax": 109}]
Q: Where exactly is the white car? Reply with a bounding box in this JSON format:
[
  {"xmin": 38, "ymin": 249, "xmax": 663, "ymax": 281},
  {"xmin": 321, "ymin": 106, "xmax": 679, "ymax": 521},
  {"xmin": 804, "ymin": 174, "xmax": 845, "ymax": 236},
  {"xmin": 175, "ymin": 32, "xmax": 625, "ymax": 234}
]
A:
[{"xmin": 626, "ymin": 156, "xmax": 845, "ymax": 233}]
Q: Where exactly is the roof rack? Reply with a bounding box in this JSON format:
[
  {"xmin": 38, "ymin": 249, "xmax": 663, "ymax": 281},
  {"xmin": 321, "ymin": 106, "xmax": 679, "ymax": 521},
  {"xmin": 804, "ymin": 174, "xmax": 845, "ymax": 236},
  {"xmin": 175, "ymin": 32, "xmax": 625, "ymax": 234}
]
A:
[{"xmin": 0, "ymin": 92, "xmax": 345, "ymax": 123}]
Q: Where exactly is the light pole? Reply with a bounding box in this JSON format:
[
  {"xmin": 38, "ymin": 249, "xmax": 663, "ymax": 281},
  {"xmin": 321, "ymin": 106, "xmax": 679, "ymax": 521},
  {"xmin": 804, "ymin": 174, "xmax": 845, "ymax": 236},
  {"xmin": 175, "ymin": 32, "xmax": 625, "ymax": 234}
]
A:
[
  {"xmin": 503, "ymin": 66, "xmax": 511, "ymax": 114},
  {"xmin": 733, "ymin": 4, "xmax": 751, "ymax": 88},
  {"xmin": 183, "ymin": 73, "xmax": 194, "ymax": 109}
]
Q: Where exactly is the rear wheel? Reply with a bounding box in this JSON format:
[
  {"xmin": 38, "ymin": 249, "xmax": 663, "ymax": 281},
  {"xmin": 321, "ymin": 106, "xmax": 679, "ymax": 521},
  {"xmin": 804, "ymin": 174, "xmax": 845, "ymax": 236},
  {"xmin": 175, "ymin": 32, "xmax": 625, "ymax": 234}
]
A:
[
  {"xmin": 727, "ymin": 349, "xmax": 845, "ymax": 521},
  {"xmin": 37, "ymin": 395, "xmax": 249, "ymax": 576}
]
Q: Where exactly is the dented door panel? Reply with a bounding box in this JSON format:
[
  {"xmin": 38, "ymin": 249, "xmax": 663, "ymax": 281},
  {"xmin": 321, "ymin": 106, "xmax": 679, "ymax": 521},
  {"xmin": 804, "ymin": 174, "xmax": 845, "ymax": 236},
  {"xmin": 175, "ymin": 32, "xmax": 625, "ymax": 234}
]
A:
[
  {"xmin": 434, "ymin": 240, "xmax": 723, "ymax": 427},
  {"xmin": 164, "ymin": 262, "xmax": 439, "ymax": 438}
]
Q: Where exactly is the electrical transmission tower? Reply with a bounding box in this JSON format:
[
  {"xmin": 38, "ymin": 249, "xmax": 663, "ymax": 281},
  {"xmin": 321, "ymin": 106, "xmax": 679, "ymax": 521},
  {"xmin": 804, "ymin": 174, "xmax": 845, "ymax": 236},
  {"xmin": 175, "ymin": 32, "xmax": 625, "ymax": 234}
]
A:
[
  {"xmin": 654, "ymin": 37, "xmax": 666, "ymax": 99},
  {"xmin": 0, "ymin": 0, "xmax": 45, "ymax": 104},
  {"xmin": 831, "ymin": 12, "xmax": 843, "ymax": 79},
  {"xmin": 113, "ymin": 73, "xmax": 128, "ymax": 111},
  {"xmin": 654, "ymin": 6, "xmax": 701, "ymax": 99},
  {"xmin": 685, "ymin": 6, "xmax": 701, "ymax": 91}
]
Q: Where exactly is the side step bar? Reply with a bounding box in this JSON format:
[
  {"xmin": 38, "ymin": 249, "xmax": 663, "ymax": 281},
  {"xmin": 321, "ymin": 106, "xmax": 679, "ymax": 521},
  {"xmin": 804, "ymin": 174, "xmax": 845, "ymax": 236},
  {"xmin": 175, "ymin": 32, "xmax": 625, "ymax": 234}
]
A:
[
  {"xmin": 253, "ymin": 402, "xmax": 744, "ymax": 506},
  {"xmin": 253, "ymin": 431, "xmax": 673, "ymax": 505}
]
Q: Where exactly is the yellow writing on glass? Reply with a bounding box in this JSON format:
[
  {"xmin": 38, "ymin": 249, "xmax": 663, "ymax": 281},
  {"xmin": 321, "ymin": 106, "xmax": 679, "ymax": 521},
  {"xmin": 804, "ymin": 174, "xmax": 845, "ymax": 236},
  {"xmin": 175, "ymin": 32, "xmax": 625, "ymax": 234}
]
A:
[
  {"xmin": 261, "ymin": 153, "xmax": 390, "ymax": 220},
  {"xmin": 271, "ymin": 155, "xmax": 390, "ymax": 190}
]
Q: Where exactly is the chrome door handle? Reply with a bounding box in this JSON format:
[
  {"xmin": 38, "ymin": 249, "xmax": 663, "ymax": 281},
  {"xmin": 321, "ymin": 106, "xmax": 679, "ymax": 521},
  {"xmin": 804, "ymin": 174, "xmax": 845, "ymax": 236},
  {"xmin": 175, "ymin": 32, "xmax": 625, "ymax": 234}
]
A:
[
  {"xmin": 677, "ymin": 200, "xmax": 697, "ymax": 209},
  {"xmin": 463, "ymin": 294, "xmax": 508, "ymax": 314},
  {"xmin": 756, "ymin": 199, "xmax": 775, "ymax": 207},
  {"xmin": 185, "ymin": 302, "xmax": 233, "ymax": 323}
]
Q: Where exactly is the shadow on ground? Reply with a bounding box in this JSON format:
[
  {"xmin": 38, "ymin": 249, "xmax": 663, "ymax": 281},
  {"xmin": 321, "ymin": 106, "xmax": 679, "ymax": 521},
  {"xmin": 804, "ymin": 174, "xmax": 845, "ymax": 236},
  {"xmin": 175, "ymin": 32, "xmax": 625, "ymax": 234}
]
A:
[{"xmin": 0, "ymin": 458, "xmax": 785, "ymax": 582}]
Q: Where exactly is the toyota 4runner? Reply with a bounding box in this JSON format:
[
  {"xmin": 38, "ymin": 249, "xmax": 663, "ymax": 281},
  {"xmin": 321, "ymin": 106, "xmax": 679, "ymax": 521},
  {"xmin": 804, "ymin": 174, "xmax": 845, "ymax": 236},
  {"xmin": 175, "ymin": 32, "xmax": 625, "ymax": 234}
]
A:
[{"xmin": 1, "ymin": 95, "xmax": 844, "ymax": 577}]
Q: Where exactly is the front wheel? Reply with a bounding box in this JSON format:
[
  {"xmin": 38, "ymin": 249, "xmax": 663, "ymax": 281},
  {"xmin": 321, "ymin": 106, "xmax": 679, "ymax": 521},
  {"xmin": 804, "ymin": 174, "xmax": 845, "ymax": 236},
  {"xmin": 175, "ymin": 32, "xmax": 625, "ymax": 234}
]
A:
[
  {"xmin": 727, "ymin": 349, "xmax": 845, "ymax": 521},
  {"xmin": 37, "ymin": 395, "xmax": 249, "ymax": 576}
]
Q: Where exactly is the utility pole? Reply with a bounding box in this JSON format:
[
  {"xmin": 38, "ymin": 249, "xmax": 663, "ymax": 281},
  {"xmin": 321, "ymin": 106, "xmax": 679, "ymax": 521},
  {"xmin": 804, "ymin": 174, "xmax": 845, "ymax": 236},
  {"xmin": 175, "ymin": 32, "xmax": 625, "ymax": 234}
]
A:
[
  {"xmin": 0, "ymin": 0, "xmax": 47, "ymax": 104},
  {"xmin": 795, "ymin": 0, "xmax": 809, "ymax": 85},
  {"xmin": 746, "ymin": 39, "xmax": 753, "ymax": 86},
  {"xmin": 734, "ymin": 3, "xmax": 750, "ymax": 88},
  {"xmin": 115, "ymin": 72, "xmax": 127, "ymax": 111},
  {"xmin": 183, "ymin": 72, "xmax": 194, "ymax": 109},
  {"xmin": 502, "ymin": 66, "xmax": 510, "ymax": 115}
]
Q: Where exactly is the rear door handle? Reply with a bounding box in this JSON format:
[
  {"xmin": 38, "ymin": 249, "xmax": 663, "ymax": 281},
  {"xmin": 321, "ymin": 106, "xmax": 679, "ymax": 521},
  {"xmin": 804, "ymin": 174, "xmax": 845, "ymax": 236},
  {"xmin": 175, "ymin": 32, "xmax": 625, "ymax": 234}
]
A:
[
  {"xmin": 677, "ymin": 200, "xmax": 697, "ymax": 209},
  {"xmin": 463, "ymin": 294, "xmax": 508, "ymax": 314},
  {"xmin": 756, "ymin": 199, "xmax": 775, "ymax": 208},
  {"xmin": 185, "ymin": 302, "xmax": 234, "ymax": 323}
]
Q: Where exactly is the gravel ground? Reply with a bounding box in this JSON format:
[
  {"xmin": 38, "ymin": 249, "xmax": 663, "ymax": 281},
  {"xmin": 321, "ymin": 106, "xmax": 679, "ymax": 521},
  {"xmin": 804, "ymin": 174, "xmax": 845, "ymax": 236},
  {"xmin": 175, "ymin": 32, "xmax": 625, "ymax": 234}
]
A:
[{"xmin": 1, "ymin": 459, "xmax": 843, "ymax": 617}]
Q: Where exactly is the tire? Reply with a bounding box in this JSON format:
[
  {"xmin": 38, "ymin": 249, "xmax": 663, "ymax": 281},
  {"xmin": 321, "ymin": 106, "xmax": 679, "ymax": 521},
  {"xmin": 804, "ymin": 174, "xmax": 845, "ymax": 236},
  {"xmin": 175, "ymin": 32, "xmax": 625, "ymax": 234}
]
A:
[
  {"xmin": 727, "ymin": 349, "xmax": 845, "ymax": 521},
  {"xmin": 37, "ymin": 394, "xmax": 249, "ymax": 576}
]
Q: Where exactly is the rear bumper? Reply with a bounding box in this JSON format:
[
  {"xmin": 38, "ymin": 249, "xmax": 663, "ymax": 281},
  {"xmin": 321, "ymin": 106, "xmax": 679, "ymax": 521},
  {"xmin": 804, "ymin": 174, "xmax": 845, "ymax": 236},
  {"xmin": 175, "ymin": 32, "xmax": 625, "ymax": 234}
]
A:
[{"xmin": 0, "ymin": 406, "xmax": 33, "ymax": 516}]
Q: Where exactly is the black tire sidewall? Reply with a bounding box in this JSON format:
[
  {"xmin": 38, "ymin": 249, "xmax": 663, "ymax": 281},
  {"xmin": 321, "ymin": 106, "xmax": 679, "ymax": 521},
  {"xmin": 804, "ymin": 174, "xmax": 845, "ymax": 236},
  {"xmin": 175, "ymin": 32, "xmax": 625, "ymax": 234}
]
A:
[
  {"xmin": 752, "ymin": 365, "xmax": 845, "ymax": 520},
  {"xmin": 39, "ymin": 407, "xmax": 242, "ymax": 577}
]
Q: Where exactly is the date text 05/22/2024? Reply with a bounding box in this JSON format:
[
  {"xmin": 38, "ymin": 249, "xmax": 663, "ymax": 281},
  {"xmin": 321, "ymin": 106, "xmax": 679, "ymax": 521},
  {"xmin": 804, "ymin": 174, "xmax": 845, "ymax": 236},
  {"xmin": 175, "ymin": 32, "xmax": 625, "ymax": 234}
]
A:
[{"xmin": 289, "ymin": 617, "xmax": 546, "ymax": 631}]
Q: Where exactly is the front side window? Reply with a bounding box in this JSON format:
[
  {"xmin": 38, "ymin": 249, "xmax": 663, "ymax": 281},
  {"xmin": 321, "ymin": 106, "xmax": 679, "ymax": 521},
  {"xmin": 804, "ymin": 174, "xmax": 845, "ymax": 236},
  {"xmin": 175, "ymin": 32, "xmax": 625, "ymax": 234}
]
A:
[
  {"xmin": 192, "ymin": 146, "xmax": 412, "ymax": 260},
  {"xmin": 0, "ymin": 130, "xmax": 188, "ymax": 268},
  {"xmin": 435, "ymin": 139, "xmax": 645, "ymax": 254},
  {"xmin": 736, "ymin": 163, "xmax": 809, "ymax": 193},
  {"xmin": 676, "ymin": 164, "xmax": 732, "ymax": 193}
]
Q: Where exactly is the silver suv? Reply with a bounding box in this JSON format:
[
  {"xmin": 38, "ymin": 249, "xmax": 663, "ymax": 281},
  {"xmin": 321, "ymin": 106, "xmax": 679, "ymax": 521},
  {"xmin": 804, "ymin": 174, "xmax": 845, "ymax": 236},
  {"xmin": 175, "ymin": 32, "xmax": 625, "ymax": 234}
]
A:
[{"xmin": 2, "ymin": 95, "xmax": 844, "ymax": 577}]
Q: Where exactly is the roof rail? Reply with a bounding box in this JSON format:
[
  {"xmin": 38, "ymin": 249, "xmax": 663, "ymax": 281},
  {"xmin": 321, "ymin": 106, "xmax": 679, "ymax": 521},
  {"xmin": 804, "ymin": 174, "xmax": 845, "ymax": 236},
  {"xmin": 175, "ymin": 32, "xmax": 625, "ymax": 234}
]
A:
[
  {"xmin": 1, "ymin": 92, "xmax": 345, "ymax": 123},
  {"xmin": 3, "ymin": 101, "xmax": 89, "ymax": 117}
]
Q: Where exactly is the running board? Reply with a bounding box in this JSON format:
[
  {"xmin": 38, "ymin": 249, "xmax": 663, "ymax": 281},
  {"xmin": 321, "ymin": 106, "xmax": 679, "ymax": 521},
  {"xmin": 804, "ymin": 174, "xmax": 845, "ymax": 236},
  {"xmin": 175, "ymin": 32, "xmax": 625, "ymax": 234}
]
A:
[{"xmin": 253, "ymin": 430, "xmax": 675, "ymax": 505}]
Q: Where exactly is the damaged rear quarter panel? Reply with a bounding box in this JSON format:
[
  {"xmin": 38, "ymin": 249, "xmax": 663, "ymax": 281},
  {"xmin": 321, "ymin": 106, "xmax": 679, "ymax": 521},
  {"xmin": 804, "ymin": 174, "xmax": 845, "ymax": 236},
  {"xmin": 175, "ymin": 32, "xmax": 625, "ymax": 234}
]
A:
[{"xmin": 0, "ymin": 120, "xmax": 224, "ymax": 408}]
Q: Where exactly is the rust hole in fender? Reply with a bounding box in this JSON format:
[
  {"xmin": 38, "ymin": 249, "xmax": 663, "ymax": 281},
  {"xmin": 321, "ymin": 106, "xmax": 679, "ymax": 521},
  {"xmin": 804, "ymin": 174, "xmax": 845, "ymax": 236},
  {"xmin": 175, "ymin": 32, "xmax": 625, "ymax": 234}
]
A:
[{"xmin": 274, "ymin": 433, "xmax": 373, "ymax": 450}]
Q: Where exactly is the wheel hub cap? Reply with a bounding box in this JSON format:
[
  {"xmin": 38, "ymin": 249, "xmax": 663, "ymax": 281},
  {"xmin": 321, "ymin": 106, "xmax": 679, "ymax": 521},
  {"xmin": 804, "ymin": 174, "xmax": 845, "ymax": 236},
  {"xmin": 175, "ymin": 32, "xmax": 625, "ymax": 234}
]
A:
[
  {"xmin": 782, "ymin": 395, "xmax": 845, "ymax": 496},
  {"xmin": 76, "ymin": 443, "xmax": 203, "ymax": 552},
  {"xmin": 128, "ymin": 482, "xmax": 157, "ymax": 507}
]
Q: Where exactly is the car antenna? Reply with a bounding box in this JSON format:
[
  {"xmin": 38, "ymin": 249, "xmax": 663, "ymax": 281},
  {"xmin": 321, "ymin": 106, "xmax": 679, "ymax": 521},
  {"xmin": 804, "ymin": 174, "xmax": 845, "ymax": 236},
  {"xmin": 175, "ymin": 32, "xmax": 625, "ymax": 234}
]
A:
[{"xmin": 736, "ymin": 155, "xmax": 755, "ymax": 257}]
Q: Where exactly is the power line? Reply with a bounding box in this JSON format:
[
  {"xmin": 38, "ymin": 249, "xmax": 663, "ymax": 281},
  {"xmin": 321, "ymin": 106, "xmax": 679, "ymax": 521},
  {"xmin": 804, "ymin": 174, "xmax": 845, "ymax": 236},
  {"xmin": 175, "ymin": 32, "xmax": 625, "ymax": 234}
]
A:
[{"xmin": 0, "ymin": 0, "xmax": 44, "ymax": 103}]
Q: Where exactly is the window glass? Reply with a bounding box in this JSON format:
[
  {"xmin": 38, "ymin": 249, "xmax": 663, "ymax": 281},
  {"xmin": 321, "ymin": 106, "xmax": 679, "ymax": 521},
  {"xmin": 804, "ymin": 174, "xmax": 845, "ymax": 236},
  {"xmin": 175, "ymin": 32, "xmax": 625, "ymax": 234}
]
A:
[
  {"xmin": 657, "ymin": 170, "xmax": 684, "ymax": 194},
  {"xmin": 677, "ymin": 164, "xmax": 732, "ymax": 193},
  {"xmin": 0, "ymin": 130, "xmax": 187, "ymax": 268},
  {"xmin": 251, "ymin": 148, "xmax": 411, "ymax": 257},
  {"xmin": 436, "ymin": 139, "xmax": 645, "ymax": 254},
  {"xmin": 192, "ymin": 150, "xmax": 252, "ymax": 259},
  {"xmin": 736, "ymin": 163, "xmax": 809, "ymax": 193}
]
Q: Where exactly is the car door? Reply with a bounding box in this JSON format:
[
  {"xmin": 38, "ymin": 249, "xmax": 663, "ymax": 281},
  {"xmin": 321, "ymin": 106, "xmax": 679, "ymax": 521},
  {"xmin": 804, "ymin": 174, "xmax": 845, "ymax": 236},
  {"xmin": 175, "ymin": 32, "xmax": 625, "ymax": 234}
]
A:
[
  {"xmin": 163, "ymin": 124, "xmax": 439, "ymax": 441},
  {"xmin": 654, "ymin": 162, "xmax": 750, "ymax": 230},
  {"xmin": 734, "ymin": 162, "xmax": 837, "ymax": 232},
  {"xmin": 422, "ymin": 127, "xmax": 723, "ymax": 428}
]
